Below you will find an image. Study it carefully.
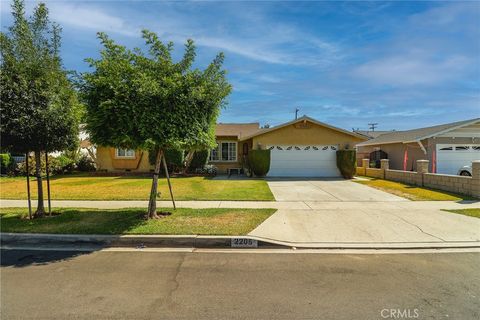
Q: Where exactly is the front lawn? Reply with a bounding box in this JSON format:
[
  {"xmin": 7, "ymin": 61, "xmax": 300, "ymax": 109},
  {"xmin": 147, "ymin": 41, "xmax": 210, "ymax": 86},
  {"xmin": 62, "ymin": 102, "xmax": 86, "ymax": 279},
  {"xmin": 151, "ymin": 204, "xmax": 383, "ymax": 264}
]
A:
[
  {"xmin": 0, "ymin": 175, "xmax": 274, "ymax": 201},
  {"xmin": 443, "ymin": 209, "xmax": 480, "ymax": 219},
  {"xmin": 354, "ymin": 178, "xmax": 474, "ymax": 201},
  {"xmin": 0, "ymin": 207, "xmax": 276, "ymax": 235}
]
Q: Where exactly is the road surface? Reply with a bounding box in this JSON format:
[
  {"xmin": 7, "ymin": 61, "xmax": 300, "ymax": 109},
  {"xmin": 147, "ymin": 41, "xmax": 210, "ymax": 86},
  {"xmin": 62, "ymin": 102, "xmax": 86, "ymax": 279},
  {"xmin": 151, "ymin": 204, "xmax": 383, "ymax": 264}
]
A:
[{"xmin": 1, "ymin": 249, "xmax": 479, "ymax": 319}]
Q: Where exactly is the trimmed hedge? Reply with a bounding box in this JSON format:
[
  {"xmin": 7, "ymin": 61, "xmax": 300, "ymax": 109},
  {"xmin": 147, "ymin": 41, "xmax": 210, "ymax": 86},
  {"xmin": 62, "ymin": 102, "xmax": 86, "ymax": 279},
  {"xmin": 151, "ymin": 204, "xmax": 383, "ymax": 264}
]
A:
[
  {"xmin": 336, "ymin": 150, "xmax": 356, "ymax": 179},
  {"xmin": 0, "ymin": 154, "xmax": 13, "ymax": 174},
  {"xmin": 188, "ymin": 150, "xmax": 209, "ymax": 171},
  {"xmin": 247, "ymin": 149, "xmax": 271, "ymax": 177}
]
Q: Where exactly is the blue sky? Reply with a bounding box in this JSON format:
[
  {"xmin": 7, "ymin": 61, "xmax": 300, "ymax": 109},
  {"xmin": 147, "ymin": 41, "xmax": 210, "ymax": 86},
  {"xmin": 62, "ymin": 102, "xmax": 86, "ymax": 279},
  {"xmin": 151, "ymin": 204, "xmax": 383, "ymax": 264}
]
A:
[{"xmin": 1, "ymin": 1, "xmax": 479, "ymax": 131}]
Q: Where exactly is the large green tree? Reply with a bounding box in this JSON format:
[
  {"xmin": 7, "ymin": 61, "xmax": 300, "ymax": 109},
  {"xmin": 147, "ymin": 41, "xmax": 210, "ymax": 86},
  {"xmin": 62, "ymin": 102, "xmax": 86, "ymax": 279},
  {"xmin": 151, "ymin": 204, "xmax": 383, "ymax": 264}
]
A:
[
  {"xmin": 82, "ymin": 30, "xmax": 231, "ymax": 218},
  {"xmin": 0, "ymin": 0, "xmax": 81, "ymax": 218}
]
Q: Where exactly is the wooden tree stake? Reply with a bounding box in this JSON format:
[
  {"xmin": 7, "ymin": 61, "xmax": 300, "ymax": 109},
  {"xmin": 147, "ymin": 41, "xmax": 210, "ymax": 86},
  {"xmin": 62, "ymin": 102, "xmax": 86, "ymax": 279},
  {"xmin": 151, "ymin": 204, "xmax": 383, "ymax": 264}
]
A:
[
  {"xmin": 162, "ymin": 154, "xmax": 176, "ymax": 210},
  {"xmin": 45, "ymin": 152, "xmax": 52, "ymax": 215},
  {"xmin": 25, "ymin": 153, "xmax": 32, "ymax": 220}
]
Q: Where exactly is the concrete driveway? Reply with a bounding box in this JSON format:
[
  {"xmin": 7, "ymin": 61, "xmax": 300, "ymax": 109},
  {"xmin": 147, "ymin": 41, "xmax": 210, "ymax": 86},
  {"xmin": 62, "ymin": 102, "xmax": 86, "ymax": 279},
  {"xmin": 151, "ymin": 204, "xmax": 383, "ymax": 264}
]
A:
[
  {"xmin": 251, "ymin": 178, "xmax": 480, "ymax": 247},
  {"xmin": 267, "ymin": 178, "xmax": 406, "ymax": 202}
]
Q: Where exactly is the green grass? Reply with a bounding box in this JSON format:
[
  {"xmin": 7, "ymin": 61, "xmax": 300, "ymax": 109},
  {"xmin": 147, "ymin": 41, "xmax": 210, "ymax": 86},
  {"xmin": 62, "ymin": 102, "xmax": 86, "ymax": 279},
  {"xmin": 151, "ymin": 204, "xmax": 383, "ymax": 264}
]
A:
[
  {"xmin": 443, "ymin": 209, "xmax": 480, "ymax": 219},
  {"xmin": 0, "ymin": 207, "xmax": 276, "ymax": 235},
  {"xmin": 354, "ymin": 178, "xmax": 474, "ymax": 201},
  {"xmin": 0, "ymin": 175, "xmax": 274, "ymax": 201}
]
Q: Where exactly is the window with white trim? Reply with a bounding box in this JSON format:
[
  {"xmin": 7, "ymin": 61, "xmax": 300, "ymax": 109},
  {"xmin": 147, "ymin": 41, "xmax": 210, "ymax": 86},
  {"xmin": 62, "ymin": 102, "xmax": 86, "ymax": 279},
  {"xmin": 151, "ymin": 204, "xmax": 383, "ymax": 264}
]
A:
[
  {"xmin": 210, "ymin": 142, "xmax": 237, "ymax": 162},
  {"xmin": 115, "ymin": 148, "xmax": 135, "ymax": 158}
]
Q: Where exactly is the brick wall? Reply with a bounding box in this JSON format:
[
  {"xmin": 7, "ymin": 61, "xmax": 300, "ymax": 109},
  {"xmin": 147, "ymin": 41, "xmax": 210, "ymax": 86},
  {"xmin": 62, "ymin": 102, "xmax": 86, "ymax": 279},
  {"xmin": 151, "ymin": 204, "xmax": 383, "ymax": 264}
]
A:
[
  {"xmin": 365, "ymin": 168, "xmax": 383, "ymax": 179},
  {"xmin": 357, "ymin": 158, "xmax": 480, "ymax": 199}
]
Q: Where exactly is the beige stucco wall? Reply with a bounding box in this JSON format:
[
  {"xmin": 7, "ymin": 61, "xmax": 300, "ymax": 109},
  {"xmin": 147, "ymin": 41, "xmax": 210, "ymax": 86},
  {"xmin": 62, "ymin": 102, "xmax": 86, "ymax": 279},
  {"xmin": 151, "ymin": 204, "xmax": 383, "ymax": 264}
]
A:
[
  {"xmin": 251, "ymin": 121, "xmax": 366, "ymax": 150},
  {"xmin": 207, "ymin": 135, "xmax": 252, "ymax": 174},
  {"xmin": 96, "ymin": 146, "xmax": 153, "ymax": 172}
]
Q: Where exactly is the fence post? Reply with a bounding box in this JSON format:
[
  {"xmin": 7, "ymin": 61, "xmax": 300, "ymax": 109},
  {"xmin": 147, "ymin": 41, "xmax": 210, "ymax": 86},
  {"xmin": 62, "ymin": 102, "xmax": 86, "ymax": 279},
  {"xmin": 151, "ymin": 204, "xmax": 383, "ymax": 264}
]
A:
[
  {"xmin": 380, "ymin": 159, "xmax": 389, "ymax": 180},
  {"xmin": 416, "ymin": 160, "xmax": 429, "ymax": 186},
  {"xmin": 471, "ymin": 160, "xmax": 480, "ymax": 199},
  {"xmin": 362, "ymin": 158, "xmax": 369, "ymax": 176}
]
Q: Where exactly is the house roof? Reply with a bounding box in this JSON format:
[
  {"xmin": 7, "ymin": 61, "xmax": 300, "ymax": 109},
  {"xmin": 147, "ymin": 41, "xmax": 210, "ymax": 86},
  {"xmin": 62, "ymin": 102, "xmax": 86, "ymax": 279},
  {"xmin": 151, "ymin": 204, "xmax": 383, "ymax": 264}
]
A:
[
  {"xmin": 239, "ymin": 116, "xmax": 367, "ymax": 141},
  {"xmin": 215, "ymin": 123, "xmax": 261, "ymax": 138},
  {"xmin": 358, "ymin": 118, "xmax": 480, "ymax": 147},
  {"xmin": 354, "ymin": 130, "xmax": 395, "ymax": 139}
]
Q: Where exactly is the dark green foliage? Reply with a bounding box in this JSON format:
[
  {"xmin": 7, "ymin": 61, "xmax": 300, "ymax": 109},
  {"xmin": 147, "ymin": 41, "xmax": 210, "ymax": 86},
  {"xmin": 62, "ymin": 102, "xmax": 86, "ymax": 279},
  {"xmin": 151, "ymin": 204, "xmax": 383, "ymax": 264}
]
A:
[
  {"xmin": 247, "ymin": 150, "xmax": 271, "ymax": 177},
  {"xmin": 148, "ymin": 147, "xmax": 185, "ymax": 173},
  {"xmin": 188, "ymin": 150, "xmax": 209, "ymax": 171},
  {"xmin": 0, "ymin": 154, "xmax": 13, "ymax": 174},
  {"xmin": 0, "ymin": 0, "xmax": 81, "ymax": 154},
  {"xmin": 81, "ymin": 30, "xmax": 231, "ymax": 152},
  {"xmin": 336, "ymin": 150, "xmax": 357, "ymax": 179},
  {"xmin": 76, "ymin": 154, "xmax": 96, "ymax": 172}
]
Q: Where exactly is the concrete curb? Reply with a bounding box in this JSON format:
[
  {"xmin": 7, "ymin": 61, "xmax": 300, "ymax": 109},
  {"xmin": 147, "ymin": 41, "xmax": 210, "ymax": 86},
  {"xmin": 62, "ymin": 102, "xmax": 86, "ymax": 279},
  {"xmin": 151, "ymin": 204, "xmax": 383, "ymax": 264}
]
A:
[
  {"xmin": 0, "ymin": 233, "xmax": 288, "ymax": 249},
  {"xmin": 2, "ymin": 233, "xmax": 480, "ymax": 250}
]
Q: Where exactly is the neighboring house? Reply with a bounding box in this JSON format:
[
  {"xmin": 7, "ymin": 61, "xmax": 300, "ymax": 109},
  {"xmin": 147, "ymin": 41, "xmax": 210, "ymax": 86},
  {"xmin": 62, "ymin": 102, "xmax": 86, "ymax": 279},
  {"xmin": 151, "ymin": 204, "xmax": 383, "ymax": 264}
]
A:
[
  {"xmin": 354, "ymin": 130, "xmax": 395, "ymax": 139},
  {"xmin": 94, "ymin": 116, "xmax": 366, "ymax": 177},
  {"xmin": 357, "ymin": 118, "xmax": 480, "ymax": 175}
]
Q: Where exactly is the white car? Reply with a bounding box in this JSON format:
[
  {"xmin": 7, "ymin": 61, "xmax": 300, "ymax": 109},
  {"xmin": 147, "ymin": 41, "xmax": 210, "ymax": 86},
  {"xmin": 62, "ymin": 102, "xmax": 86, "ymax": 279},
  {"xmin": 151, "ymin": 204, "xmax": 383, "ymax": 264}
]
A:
[{"xmin": 457, "ymin": 165, "xmax": 472, "ymax": 176}]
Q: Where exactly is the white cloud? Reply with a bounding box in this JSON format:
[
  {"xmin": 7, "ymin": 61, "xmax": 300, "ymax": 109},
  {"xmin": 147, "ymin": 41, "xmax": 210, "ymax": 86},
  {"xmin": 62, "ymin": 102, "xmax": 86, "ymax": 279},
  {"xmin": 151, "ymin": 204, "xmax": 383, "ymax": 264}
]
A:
[
  {"xmin": 46, "ymin": 1, "xmax": 138, "ymax": 37},
  {"xmin": 353, "ymin": 54, "xmax": 471, "ymax": 86}
]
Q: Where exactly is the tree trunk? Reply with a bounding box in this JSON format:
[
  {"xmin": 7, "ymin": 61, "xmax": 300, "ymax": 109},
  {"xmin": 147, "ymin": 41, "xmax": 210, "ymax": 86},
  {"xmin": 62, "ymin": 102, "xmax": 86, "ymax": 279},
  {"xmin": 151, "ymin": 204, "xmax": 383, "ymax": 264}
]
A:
[
  {"xmin": 33, "ymin": 150, "xmax": 45, "ymax": 218},
  {"xmin": 182, "ymin": 150, "xmax": 195, "ymax": 175},
  {"xmin": 146, "ymin": 149, "xmax": 164, "ymax": 219}
]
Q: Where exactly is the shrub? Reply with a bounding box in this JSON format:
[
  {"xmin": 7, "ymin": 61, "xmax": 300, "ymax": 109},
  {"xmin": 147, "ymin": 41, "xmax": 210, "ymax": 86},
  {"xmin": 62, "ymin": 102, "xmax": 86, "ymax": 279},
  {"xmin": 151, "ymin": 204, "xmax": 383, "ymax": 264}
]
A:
[
  {"xmin": 0, "ymin": 154, "xmax": 13, "ymax": 174},
  {"xmin": 188, "ymin": 150, "xmax": 209, "ymax": 171},
  {"xmin": 148, "ymin": 147, "xmax": 185, "ymax": 173},
  {"xmin": 336, "ymin": 150, "xmax": 356, "ymax": 179},
  {"xmin": 55, "ymin": 155, "xmax": 76, "ymax": 174},
  {"xmin": 18, "ymin": 154, "xmax": 52, "ymax": 176},
  {"xmin": 76, "ymin": 154, "xmax": 96, "ymax": 172},
  {"xmin": 247, "ymin": 149, "xmax": 271, "ymax": 177}
]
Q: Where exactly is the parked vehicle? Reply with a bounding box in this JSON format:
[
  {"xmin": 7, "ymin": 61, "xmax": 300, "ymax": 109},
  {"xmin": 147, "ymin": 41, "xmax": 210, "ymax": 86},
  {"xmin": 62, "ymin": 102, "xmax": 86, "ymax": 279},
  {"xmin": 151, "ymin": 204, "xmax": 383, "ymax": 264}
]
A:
[{"xmin": 457, "ymin": 165, "xmax": 472, "ymax": 176}]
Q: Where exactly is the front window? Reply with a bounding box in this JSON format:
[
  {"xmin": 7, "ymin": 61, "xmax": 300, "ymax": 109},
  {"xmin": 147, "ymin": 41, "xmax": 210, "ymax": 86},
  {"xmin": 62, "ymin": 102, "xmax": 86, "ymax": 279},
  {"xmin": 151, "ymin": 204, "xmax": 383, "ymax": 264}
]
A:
[
  {"xmin": 115, "ymin": 148, "xmax": 135, "ymax": 158},
  {"xmin": 210, "ymin": 142, "xmax": 237, "ymax": 162}
]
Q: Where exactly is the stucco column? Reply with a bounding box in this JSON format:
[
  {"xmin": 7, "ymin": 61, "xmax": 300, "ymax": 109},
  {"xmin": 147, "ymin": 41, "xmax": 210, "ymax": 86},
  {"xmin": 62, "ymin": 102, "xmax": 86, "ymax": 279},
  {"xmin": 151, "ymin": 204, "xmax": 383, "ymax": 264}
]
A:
[
  {"xmin": 416, "ymin": 160, "xmax": 429, "ymax": 187},
  {"xmin": 361, "ymin": 158, "xmax": 369, "ymax": 176},
  {"xmin": 471, "ymin": 161, "xmax": 480, "ymax": 199},
  {"xmin": 380, "ymin": 159, "xmax": 389, "ymax": 179}
]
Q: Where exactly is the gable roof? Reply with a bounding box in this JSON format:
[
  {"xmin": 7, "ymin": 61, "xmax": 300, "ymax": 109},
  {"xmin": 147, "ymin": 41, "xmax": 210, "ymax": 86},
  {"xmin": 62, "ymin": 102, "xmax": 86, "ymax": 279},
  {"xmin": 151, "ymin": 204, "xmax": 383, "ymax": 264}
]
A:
[
  {"xmin": 215, "ymin": 123, "xmax": 261, "ymax": 138},
  {"xmin": 354, "ymin": 130, "xmax": 395, "ymax": 139},
  {"xmin": 358, "ymin": 118, "xmax": 480, "ymax": 147},
  {"xmin": 239, "ymin": 116, "xmax": 367, "ymax": 141}
]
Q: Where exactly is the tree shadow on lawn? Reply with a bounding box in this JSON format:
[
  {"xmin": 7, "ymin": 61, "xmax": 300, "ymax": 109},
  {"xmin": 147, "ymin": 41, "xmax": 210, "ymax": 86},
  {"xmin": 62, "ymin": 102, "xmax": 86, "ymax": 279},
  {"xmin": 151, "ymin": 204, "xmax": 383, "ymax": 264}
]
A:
[{"xmin": 0, "ymin": 208, "xmax": 150, "ymax": 268}]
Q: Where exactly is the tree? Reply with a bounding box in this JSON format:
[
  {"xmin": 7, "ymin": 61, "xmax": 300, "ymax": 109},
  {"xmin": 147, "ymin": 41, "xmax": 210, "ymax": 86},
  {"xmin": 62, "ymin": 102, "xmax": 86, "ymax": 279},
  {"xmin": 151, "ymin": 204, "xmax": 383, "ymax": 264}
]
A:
[
  {"xmin": 82, "ymin": 30, "xmax": 231, "ymax": 218},
  {"xmin": 0, "ymin": 0, "xmax": 81, "ymax": 218}
]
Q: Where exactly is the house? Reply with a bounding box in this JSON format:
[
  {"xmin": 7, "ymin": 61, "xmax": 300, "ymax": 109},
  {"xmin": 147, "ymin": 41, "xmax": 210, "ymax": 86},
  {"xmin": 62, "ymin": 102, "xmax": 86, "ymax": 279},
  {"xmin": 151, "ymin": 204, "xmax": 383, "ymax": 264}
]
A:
[
  {"xmin": 356, "ymin": 118, "xmax": 480, "ymax": 175},
  {"xmin": 95, "ymin": 116, "xmax": 367, "ymax": 177}
]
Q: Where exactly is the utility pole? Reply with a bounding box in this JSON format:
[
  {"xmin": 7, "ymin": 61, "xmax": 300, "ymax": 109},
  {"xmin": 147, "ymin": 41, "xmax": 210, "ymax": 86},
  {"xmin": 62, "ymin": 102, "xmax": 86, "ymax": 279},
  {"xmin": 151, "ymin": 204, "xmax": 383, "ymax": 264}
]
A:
[
  {"xmin": 368, "ymin": 123, "xmax": 378, "ymax": 131},
  {"xmin": 295, "ymin": 108, "xmax": 300, "ymax": 120}
]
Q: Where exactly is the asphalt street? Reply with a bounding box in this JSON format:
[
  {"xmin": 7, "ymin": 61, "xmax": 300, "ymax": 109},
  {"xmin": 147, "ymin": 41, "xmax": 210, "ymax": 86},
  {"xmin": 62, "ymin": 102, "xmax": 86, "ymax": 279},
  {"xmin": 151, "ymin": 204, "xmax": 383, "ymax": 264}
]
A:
[{"xmin": 1, "ymin": 249, "xmax": 479, "ymax": 320}]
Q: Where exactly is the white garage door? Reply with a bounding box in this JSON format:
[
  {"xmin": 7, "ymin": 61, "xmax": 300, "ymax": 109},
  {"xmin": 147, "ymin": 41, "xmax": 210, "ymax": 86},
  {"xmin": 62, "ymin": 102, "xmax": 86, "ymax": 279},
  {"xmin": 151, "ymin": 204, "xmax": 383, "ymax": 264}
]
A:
[
  {"xmin": 436, "ymin": 144, "xmax": 480, "ymax": 175},
  {"xmin": 267, "ymin": 145, "xmax": 341, "ymax": 177}
]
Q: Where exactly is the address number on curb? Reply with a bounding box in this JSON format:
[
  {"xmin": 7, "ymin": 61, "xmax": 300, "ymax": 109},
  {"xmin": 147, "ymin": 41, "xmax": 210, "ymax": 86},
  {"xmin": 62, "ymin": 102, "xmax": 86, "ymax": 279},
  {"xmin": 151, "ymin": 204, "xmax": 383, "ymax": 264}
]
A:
[{"xmin": 231, "ymin": 238, "xmax": 258, "ymax": 248}]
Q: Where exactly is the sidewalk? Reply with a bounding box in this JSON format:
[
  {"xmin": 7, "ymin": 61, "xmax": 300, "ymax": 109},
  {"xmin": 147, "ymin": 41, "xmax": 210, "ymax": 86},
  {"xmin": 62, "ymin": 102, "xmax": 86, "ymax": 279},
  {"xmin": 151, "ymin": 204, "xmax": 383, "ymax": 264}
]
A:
[{"xmin": 1, "ymin": 199, "xmax": 480, "ymax": 210}]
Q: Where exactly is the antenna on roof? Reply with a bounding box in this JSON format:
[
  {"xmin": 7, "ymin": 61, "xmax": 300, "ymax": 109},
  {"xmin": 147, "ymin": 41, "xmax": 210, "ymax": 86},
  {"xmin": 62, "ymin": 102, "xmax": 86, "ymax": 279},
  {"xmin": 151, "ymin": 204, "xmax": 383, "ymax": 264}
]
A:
[
  {"xmin": 368, "ymin": 123, "xmax": 378, "ymax": 131},
  {"xmin": 295, "ymin": 108, "xmax": 300, "ymax": 120}
]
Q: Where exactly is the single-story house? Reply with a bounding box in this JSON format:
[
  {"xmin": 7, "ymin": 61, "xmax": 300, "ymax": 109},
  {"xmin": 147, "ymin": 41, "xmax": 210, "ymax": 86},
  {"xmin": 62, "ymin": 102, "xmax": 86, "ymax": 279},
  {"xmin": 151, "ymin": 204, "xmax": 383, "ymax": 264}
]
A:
[
  {"xmin": 95, "ymin": 116, "xmax": 367, "ymax": 177},
  {"xmin": 357, "ymin": 118, "xmax": 480, "ymax": 175}
]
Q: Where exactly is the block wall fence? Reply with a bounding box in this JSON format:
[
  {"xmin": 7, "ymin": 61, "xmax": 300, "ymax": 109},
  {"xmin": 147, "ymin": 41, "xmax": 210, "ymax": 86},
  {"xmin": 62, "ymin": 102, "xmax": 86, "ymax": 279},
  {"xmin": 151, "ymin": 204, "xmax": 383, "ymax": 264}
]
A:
[{"xmin": 356, "ymin": 159, "xmax": 480, "ymax": 199}]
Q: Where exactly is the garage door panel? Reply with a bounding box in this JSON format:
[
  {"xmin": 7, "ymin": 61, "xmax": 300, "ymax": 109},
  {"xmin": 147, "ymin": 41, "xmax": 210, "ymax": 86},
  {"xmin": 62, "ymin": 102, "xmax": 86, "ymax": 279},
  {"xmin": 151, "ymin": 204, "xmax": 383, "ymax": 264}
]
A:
[
  {"xmin": 437, "ymin": 144, "xmax": 480, "ymax": 175},
  {"xmin": 268, "ymin": 145, "xmax": 340, "ymax": 177}
]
